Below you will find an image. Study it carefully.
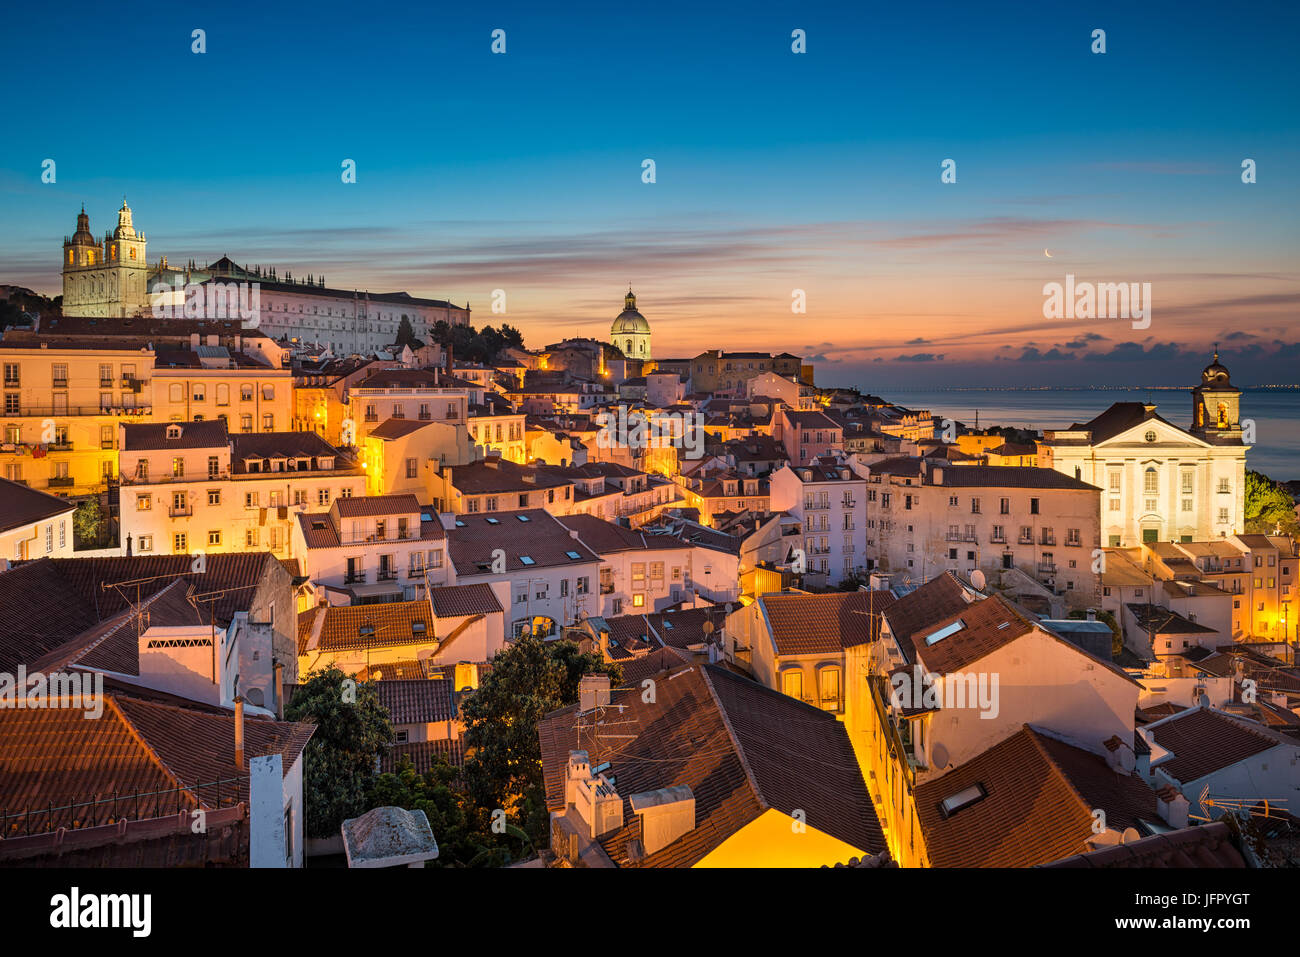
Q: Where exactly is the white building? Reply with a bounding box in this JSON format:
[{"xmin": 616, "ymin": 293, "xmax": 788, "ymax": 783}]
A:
[
  {"xmin": 118, "ymin": 422, "xmax": 364, "ymax": 559},
  {"xmin": 769, "ymin": 453, "xmax": 869, "ymax": 586},
  {"xmin": 291, "ymin": 493, "xmax": 452, "ymax": 604},
  {"xmin": 0, "ymin": 477, "xmax": 76, "ymax": 561},
  {"xmin": 444, "ymin": 508, "xmax": 603, "ymax": 638},
  {"xmin": 1038, "ymin": 355, "xmax": 1249, "ymax": 547},
  {"xmin": 867, "ymin": 460, "xmax": 1102, "ymax": 609}
]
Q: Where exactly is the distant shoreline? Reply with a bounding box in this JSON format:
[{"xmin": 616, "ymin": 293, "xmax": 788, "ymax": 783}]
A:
[{"xmin": 883, "ymin": 384, "xmax": 1300, "ymax": 393}]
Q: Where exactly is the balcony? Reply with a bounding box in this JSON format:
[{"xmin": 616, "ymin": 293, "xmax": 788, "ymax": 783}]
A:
[
  {"xmin": 1038, "ymin": 563, "xmax": 1057, "ymax": 576},
  {"xmin": 47, "ymin": 476, "xmax": 74, "ymax": 488},
  {"xmin": 1018, "ymin": 535, "xmax": 1034, "ymax": 545},
  {"xmin": 1040, "ymin": 535, "xmax": 1056, "ymax": 547},
  {"xmin": 121, "ymin": 376, "xmax": 145, "ymax": 392},
  {"xmin": 344, "ymin": 572, "xmax": 367, "ymax": 585},
  {"xmin": 47, "ymin": 442, "xmax": 73, "ymax": 452},
  {"xmin": 377, "ymin": 569, "xmax": 398, "ymax": 582},
  {"xmin": 168, "ymin": 505, "xmax": 192, "ymax": 517}
]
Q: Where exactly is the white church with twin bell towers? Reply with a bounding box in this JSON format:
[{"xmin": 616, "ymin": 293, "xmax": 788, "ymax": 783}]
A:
[{"xmin": 62, "ymin": 201, "xmax": 150, "ymax": 318}]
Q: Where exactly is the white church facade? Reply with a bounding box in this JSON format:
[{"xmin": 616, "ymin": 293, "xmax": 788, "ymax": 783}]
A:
[{"xmin": 1038, "ymin": 354, "xmax": 1249, "ymax": 546}]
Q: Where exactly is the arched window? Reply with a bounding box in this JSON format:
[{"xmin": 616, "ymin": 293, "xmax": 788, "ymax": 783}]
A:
[{"xmin": 1144, "ymin": 468, "xmax": 1158, "ymax": 493}]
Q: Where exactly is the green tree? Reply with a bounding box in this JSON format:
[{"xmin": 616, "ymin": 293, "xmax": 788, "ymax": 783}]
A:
[
  {"xmin": 1244, "ymin": 470, "xmax": 1299, "ymax": 535},
  {"xmin": 460, "ymin": 638, "xmax": 620, "ymax": 841},
  {"xmin": 285, "ymin": 666, "xmax": 392, "ymax": 838},
  {"xmin": 395, "ymin": 315, "xmax": 425, "ymax": 351},
  {"xmin": 366, "ymin": 757, "xmax": 518, "ymax": 867},
  {"xmin": 73, "ymin": 498, "xmax": 104, "ymax": 547}
]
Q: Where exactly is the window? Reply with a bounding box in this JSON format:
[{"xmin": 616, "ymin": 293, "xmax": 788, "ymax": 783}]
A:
[
  {"xmin": 318, "ymin": 489, "xmax": 330, "ymax": 506},
  {"xmin": 169, "ymin": 383, "xmax": 183, "ymax": 402},
  {"xmin": 262, "ymin": 413, "xmax": 274, "ymax": 432},
  {"xmin": 1144, "ymin": 468, "xmax": 1158, "ymax": 494},
  {"xmin": 241, "ymin": 384, "xmax": 254, "ymax": 401},
  {"xmin": 136, "ymin": 494, "xmax": 152, "ymax": 511},
  {"xmin": 207, "ymin": 489, "xmax": 221, "ymax": 506},
  {"xmin": 246, "ymin": 491, "xmax": 259, "ymax": 508},
  {"xmin": 192, "ymin": 385, "xmax": 206, "ymax": 402},
  {"xmin": 171, "ymin": 457, "xmax": 185, "ymax": 478},
  {"xmin": 818, "ymin": 667, "xmax": 841, "ymax": 710},
  {"xmin": 240, "ymin": 414, "xmax": 253, "ymax": 433},
  {"xmin": 139, "ymin": 535, "xmax": 153, "ymax": 552},
  {"xmin": 405, "ymin": 458, "xmax": 418, "ymax": 479},
  {"xmin": 208, "ymin": 530, "xmax": 221, "ymax": 546},
  {"xmin": 173, "ymin": 532, "xmax": 187, "ymax": 553},
  {"xmin": 781, "ymin": 669, "xmax": 803, "ymax": 701}
]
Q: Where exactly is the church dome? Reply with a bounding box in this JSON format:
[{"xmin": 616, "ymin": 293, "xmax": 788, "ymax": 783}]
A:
[
  {"xmin": 70, "ymin": 206, "xmax": 96, "ymax": 246},
  {"xmin": 1201, "ymin": 350, "xmax": 1232, "ymax": 385},
  {"xmin": 611, "ymin": 288, "xmax": 650, "ymax": 335}
]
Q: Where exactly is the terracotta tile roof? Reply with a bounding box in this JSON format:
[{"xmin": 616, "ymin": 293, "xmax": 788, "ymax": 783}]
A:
[
  {"xmin": 911, "ymin": 593, "xmax": 1035, "ymax": 675},
  {"xmin": 538, "ymin": 663, "xmax": 884, "ymax": 867},
  {"xmin": 375, "ymin": 679, "xmax": 457, "ymax": 724},
  {"xmin": 441, "ymin": 459, "xmax": 571, "ymax": 494},
  {"xmin": 333, "ymin": 493, "xmax": 422, "ymax": 519},
  {"xmin": 556, "ymin": 514, "xmax": 692, "ymax": 555},
  {"xmin": 881, "ymin": 572, "xmax": 979, "ymax": 663},
  {"xmin": 230, "ymin": 431, "xmax": 347, "ymax": 468},
  {"xmin": 601, "ymin": 605, "xmax": 730, "ymax": 652},
  {"xmin": 914, "ymin": 726, "xmax": 1158, "ymax": 867},
  {"xmin": 1040, "ymin": 820, "xmax": 1245, "ymax": 868},
  {"xmin": 759, "ymin": 590, "xmax": 899, "ymax": 656},
  {"xmin": 446, "ymin": 509, "xmax": 601, "ymax": 574},
  {"xmin": 0, "ymin": 554, "xmax": 282, "ymax": 673},
  {"xmin": 0, "ymin": 690, "xmax": 314, "ymax": 831},
  {"xmin": 368, "ymin": 417, "xmax": 437, "ymax": 439},
  {"xmin": 615, "ymin": 646, "xmax": 691, "ymax": 685},
  {"xmin": 934, "ymin": 464, "xmax": 1099, "ymax": 491},
  {"xmin": 1144, "ymin": 708, "xmax": 1288, "ymax": 783},
  {"xmin": 428, "ymin": 583, "xmax": 503, "ymax": 618},
  {"xmin": 120, "ymin": 419, "xmax": 229, "ymax": 451},
  {"xmin": 381, "ymin": 738, "xmax": 465, "ymax": 775},
  {"xmin": 309, "ymin": 600, "xmax": 436, "ymax": 653},
  {"xmin": 1126, "ymin": 604, "xmax": 1217, "ymax": 636},
  {"xmin": 0, "ymin": 477, "xmax": 76, "ymax": 534}
]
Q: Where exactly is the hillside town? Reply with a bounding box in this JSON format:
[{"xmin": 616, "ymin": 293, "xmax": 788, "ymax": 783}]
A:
[{"xmin": 0, "ymin": 204, "xmax": 1296, "ymax": 870}]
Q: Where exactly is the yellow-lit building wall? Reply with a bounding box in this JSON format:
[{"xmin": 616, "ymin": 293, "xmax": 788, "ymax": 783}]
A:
[{"xmin": 695, "ymin": 808, "xmax": 869, "ymax": 867}]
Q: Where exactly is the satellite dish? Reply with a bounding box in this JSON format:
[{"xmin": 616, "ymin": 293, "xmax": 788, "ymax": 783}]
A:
[
  {"xmin": 1120, "ymin": 827, "xmax": 1141, "ymax": 844},
  {"xmin": 970, "ymin": 569, "xmax": 986, "ymax": 591},
  {"xmin": 931, "ymin": 742, "xmax": 950, "ymax": 770}
]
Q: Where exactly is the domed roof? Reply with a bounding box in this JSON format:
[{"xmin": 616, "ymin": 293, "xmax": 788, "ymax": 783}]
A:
[
  {"xmin": 1201, "ymin": 349, "xmax": 1232, "ymax": 385},
  {"xmin": 69, "ymin": 206, "xmax": 96, "ymax": 246},
  {"xmin": 610, "ymin": 288, "xmax": 650, "ymax": 335}
]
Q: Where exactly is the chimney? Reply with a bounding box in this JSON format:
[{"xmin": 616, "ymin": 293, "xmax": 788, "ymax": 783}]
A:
[
  {"xmin": 1155, "ymin": 784, "xmax": 1190, "ymax": 828},
  {"xmin": 931, "ymin": 465, "xmax": 944, "ymax": 485},
  {"xmin": 629, "ymin": 786, "xmax": 695, "ymax": 856},
  {"xmin": 190, "ymin": 332, "xmax": 200, "ymax": 349},
  {"xmin": 234, "ymin": 696, "xmax": 246, "ymax": 768},
  {"xmin": 566, "ymin": 750, "xmax": 623, "ymax": 840},
  {"xmin": 578, "ymin": 673, "xmax": 611, "ymax": 712},
  {"xmin": 273, "ymin": 660, "xmax": 285, "ymax": 720},
  {"xmin": 1086, "ymin": 607, "xmax": 1097, "ymax": 622},
  {"xmin": 598, "ymin": 629, "xmax": 610, "ymax": 659}
]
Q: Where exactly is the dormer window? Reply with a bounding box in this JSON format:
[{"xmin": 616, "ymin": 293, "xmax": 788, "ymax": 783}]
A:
[{"xmin": 166, "ymin": 424, "xmax": 182, "ymax": 440}]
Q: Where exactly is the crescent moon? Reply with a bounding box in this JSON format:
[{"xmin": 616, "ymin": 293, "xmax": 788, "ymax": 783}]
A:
[{"xmin": 1044, "ymin": 248, "xmax": 1053, "ymax": 258}]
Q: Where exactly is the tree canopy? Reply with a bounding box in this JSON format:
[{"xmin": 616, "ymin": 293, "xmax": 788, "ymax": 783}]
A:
[
  {"xmin": 1245, "ymin": 469, "xmax": 1299, "ymax": 536},
  {"xmin": 285, "ymin": 666, "xmax": 392, "ymax": 838}
]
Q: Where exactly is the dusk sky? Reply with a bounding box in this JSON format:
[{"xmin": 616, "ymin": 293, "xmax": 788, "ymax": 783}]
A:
[{"xmin": 2, "ymin": 0, "xmax": 1297, "ymax": 388}]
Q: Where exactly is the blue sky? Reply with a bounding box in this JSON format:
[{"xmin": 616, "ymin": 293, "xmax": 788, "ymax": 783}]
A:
[{"xmin": 1, "ymin": 0, "xmax": 1297, "ymax": 387}]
